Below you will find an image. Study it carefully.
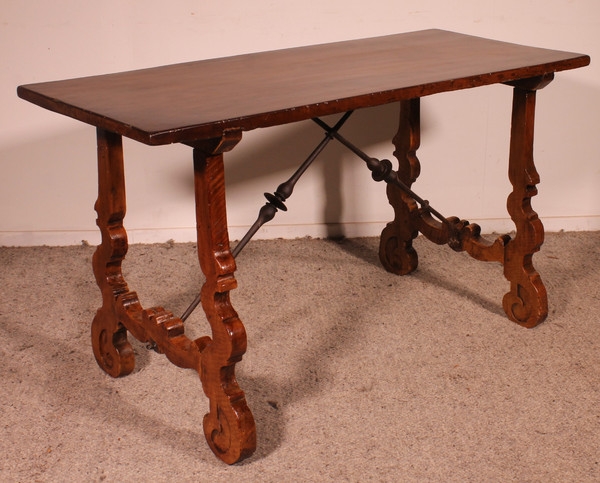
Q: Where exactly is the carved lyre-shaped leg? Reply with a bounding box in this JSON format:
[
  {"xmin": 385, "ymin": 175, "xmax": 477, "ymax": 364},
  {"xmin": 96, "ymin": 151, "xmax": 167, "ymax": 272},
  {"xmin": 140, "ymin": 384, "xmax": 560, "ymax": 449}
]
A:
[
  {"xmin": 379, "ymin": 98, "xmax": 421, "ymax": 274},
  {"xmin": 91, "ymin": 129, "xmax": 135, "ymax": 377},
  {"xmin": 502, "ymin": 75, "xmax": 553, "ymax": 327},
  {"xmin": 191, "ymin": 131, "xmax": 256, "ymax": 464},
  {"xmin": 90, "ymin": 128, "xmax": 254, "ymax": 463}
]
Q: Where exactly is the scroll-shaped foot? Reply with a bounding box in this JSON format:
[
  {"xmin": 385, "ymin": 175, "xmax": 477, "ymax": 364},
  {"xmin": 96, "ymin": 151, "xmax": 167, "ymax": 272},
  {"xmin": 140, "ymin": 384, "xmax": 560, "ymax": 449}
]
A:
[
  {"xmin": 503, "ymin": 276, "xmax": 548, "ymax": 328},
  {"xmin": 202, "ymin": 368, "xmax": 257, "ymax": 465},
  {"xmin": 379, "ymin": 223, "xmax": 418, "ymax": 275},
  {"xmin": 91, "ymin": 307, "xmax": 134, "ymax": 378},
  {"xmin": 197, "ymin": 280, "xmax": 257, "ymax": 465}
]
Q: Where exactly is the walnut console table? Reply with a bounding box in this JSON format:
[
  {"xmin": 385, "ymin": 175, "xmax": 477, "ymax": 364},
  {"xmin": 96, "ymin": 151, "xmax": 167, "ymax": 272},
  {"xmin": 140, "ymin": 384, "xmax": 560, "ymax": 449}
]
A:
[{"xmin": 18, "ymin": 30, "xmax": 589, "ymax": 464}]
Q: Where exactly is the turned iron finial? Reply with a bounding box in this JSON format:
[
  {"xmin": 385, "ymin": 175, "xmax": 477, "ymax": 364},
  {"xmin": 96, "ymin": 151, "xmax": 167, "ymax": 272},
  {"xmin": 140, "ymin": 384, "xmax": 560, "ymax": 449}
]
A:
[{"xmin": 367, "ymin": 157, "xmax": 393, "ymax": 182}]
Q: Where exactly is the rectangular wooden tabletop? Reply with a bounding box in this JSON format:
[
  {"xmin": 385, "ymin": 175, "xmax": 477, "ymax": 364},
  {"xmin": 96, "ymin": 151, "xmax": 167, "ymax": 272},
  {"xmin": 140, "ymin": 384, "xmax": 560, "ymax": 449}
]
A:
[{"xmin": 18, "ymin": 29, "xmax": 589, "ymax": 145}]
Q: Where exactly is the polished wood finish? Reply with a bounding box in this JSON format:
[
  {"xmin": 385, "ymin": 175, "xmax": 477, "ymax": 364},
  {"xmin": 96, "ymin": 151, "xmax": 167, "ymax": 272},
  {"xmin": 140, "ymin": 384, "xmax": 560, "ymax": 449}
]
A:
[
  {"xmin": 191, "ymin": 131, "xmax": 256, "ymax": 463},
  {"xmin": 17, "ymin": 29, "xmax": 588, "ymax": 145},
  {"xmin": 380, "ymin": 98, "xmax": 422, "ymax": 275},
  {"xmin": 381, "ymin": 74, "xmax": 553, "ymax": 327},
  {"xmin": 91, "ymin": 129, "xmax": 135, "ymax": 378},
  {"xmin": 92, "ymin": 129, "xmax": 202, "ymax": 372},
  {"xmin": 17, "ymin": 30, "xmax": 589, "ymax": 464},
  {"xmin": 91, "ymin": 128, "xmax": 255, "ymax": 463},
  {"xmin": 501, "ymin": 75, "xmax": 553, "ymax": 327},
  {"xmin": 92, "ymin": 129, "xmax": 204, "ymax": 369}
]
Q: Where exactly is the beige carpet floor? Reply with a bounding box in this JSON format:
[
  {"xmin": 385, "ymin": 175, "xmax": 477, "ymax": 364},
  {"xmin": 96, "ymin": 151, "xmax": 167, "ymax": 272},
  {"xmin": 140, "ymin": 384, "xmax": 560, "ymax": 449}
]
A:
[{"xmin": 1, "ymin": 232, "xmax": 599, "ymax": 482}]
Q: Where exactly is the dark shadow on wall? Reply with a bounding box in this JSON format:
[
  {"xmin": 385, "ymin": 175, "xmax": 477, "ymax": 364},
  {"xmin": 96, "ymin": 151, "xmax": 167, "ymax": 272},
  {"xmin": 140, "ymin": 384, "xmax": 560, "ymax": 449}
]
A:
[
  {"xmin": 5, "ymin": 98, "xmax": 466, "ymax": 244},
  {"xmin": 220, "ymin": 102, "xmax": 403, "ymax": 237},
  {"xmin": 0, "ymin": 103, "xmax": 404, "ymax": 242}
]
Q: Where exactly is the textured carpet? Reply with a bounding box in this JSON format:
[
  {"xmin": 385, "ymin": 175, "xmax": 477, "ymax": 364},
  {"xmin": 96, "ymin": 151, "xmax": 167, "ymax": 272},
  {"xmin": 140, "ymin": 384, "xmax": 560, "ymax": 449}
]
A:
[{"xmin": 1, "ymin": 232, "xmax": 599, "ymax": 482}]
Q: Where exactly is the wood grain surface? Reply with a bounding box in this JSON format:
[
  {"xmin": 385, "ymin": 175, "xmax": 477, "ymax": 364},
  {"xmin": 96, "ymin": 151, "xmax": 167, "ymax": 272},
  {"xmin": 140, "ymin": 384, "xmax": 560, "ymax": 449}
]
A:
[{"xmin": 17, "ymin": 29, "xmax": 589, "ymax": 145}]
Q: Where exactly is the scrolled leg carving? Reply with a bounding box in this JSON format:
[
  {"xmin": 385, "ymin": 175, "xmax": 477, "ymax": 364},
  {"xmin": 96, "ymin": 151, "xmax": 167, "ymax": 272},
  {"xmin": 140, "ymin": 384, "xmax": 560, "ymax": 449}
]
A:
[
  {"xmin": 91, "ymin": 308, "xmax": 134, "ymax": 378},
  {"xmin": 91, "ymin": 129, "xmax": 136, "ymax": 377},
  {"xmin": 200, "ymin": 292, "xmax": 256, "ymax": 463},
  {"xmin": 501, "ymin": 78, "xmax": 551, "ymax": 327},
  {"xmin": 91, "ymin": 128, "xmax": 254, "ymax": 463},
  {"xmin": 192, "ymin": 131, "xmax": 256, "ymax": 464},
  {"xmin": 380, "ymin": 98, "xmax": 421, "ymax": 275},
  {"xmin": 378, "ymin": 79, "xmax": 551, "ymax": 327}
]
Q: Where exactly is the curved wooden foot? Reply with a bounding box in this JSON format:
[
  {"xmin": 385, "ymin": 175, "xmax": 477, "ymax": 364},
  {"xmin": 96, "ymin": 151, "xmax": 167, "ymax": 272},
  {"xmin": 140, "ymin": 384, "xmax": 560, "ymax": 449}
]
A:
[
  {"xmin": 91, "ymin": 308, "xmax": 134, "ymax": 378},
  {"xmin": 503, "ymin": 275, "xmax": 547, "ymax": 328},
  {"xmin": 192, "ymin": 132, "xmax": 256, "ymax": 464},
  {"xmin": 379, "ymin": 98, "xmax": 421, "ymax": 275},
  {"xmin": 379, "ymin": 223, "xmax": 418, "ymax": 275},
  {"xmin": 203, "ymin": 402, "xmax": 252, "ymax": 464},
  {"xmin": 501, "ymin": 193, "xmax": 548, "ymax": 328},
  {"xmin": 196, "ymin": 275, "xmax": 256, "ymax": 465},
  {"xmin": 202, "ymin": 347, "xmax": 256, "ymax": 464}
]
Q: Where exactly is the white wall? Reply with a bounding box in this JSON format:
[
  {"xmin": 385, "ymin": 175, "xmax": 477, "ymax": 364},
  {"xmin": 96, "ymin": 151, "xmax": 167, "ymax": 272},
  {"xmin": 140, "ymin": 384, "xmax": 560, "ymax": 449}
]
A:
[{"xmin": 1, "ymin": 0, "xmax": 598, "ymax": 246}]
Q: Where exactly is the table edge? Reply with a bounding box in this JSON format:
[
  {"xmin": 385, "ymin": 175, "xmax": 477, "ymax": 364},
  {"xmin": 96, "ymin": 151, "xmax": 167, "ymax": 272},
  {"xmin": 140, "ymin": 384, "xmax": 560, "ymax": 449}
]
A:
[{"xmin": 17, "ymin": 50, "xmax": 590, "ymax": 146}]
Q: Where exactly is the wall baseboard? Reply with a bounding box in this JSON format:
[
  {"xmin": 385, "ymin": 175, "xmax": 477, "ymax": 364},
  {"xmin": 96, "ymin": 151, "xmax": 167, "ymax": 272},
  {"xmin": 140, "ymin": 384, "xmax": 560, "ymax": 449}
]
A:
[{"xmin": 1, "ymin": 216, "xmax": 598, "ymax": 247}]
